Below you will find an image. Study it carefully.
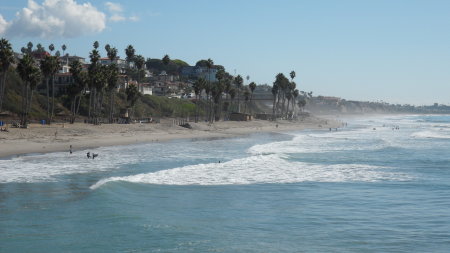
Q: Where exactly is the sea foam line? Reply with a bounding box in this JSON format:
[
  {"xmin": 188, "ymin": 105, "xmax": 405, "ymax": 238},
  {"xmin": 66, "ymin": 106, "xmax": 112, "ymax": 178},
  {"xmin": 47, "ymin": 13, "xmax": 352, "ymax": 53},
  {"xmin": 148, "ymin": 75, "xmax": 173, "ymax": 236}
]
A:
[{"xmin": 90, "ymin": 154, "xmax": 411, "ymax": 189}]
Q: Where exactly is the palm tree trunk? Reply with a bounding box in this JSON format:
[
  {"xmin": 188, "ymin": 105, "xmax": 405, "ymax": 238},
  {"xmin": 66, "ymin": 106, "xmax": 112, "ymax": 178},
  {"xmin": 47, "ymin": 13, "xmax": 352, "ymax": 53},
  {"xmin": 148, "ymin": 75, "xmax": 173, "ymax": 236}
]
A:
[
  {"xmin": 45, "ymin": 77, "xmax": 50, "ymax": 123},
  {"xmin": 276, "ymin": 92, "xmax": 282, "ymax": 115},
  {"xmin": 109, "ymin": 90, "xmax": 114, "ymax": 123},
  {"xmin": 237, "ymin": 91, "xmax": 240, "ymax": 113},
  {"xmin": 27, "ymin": 89, "xmax": 34, "ymax": 117},
  {"xmin": 51, "ymin": 75, "xmax": 55, "ymax": 123},
  {"xmin": 70, "ymin": 98, "xmax": 74, "ymax": 123},
  {"xmin": 0, "ymin": 71, "xmax": 7, "ymax": 112},
  {"xmin": 272, "ymin": 95, "xmax": 277, "ymax": 120},
  {"xmin": 88, "ymin": 91, "xmax": 92, "ymax": 120},
  {"xmin": 22, "ymin": 84, "xmax": 29, "ymax": 126},
  {"xmin": 249, "ymin": 93, "xmax": 253, "ymax": 115},
  {"xmin": 76, "ymin": 95, "xmax": 82, "ymax": 115}
]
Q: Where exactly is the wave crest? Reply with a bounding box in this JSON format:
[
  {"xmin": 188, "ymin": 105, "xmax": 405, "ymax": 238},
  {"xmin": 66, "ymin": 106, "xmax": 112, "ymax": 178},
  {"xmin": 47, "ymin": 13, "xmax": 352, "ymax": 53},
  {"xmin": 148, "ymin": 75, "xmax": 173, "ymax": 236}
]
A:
[{"xmin": 91, "ymin": 154, "xmax": 411, "ymax": 189}]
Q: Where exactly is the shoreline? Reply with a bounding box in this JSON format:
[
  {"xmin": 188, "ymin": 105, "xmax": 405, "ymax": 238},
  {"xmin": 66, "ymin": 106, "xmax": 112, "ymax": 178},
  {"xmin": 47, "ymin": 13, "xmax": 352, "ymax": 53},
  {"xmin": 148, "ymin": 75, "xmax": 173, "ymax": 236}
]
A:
[{"xmin": 0, "ymin": 116, "xmax": 341, "ymax": 159}]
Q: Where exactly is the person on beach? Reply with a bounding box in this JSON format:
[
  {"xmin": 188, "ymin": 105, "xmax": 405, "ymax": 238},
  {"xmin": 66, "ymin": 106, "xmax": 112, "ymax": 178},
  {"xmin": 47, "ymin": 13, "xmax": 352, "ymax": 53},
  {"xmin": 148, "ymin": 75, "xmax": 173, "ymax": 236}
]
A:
[{"xmin": 69, "ymin": 145, "xmax": 72, "ymax": 154}]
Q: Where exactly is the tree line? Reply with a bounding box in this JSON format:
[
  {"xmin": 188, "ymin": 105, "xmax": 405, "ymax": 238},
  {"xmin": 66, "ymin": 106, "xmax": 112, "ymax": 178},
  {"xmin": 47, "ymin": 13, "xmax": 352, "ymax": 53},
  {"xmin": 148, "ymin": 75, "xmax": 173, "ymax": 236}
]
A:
[{"xmin": 0, "ymin": 37, "xmax": 310, "ymax": 127}]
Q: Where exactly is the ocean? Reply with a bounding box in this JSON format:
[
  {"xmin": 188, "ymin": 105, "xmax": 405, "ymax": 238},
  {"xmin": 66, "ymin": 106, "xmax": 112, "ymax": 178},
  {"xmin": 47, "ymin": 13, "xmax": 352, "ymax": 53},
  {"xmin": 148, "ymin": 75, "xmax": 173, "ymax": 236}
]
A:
[{"xmin": 1, "ymin": 115, "xmax": 450, "ymax": 252}]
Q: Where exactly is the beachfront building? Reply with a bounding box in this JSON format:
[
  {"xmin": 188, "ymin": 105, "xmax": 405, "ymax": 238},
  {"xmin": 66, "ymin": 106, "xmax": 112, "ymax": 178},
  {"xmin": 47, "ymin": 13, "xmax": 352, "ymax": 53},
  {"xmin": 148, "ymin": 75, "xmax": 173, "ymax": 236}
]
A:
[{"xmin": 99, "ymin": 57, "xmax": 128, "ymax": 73}]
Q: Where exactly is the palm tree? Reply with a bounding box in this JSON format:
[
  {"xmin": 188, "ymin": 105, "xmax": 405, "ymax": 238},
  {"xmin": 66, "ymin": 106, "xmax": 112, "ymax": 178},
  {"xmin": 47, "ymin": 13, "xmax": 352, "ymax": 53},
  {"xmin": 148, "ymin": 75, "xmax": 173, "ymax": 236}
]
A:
[
  {"xmin": 162, "ymin": 54, "xmax": 170, "ymax": 66},
  {"xmin": 285, "ymin": 81, "xmax": 296, "ymax": 118},
  {"xmin": 0, "ymin": 38, "xmax": 14, "ymax": 112},
  {"xmin": 205, "ymin": 58, "xmax": 214, "ymax": 122},
  {"xmin": 223, "ymin": 76, "xmax": 232, "ymax": 114},
  {"xmin": 88, "ymin": 43, "xmax": 101, "ymax": 121},
  {"xmin": 27, "ymin": 66, "xmax": 41, "ymax": 119},
  {"xmin": 292, "ymin": 89, "xmax": 299, "ymax": 118},
  {"xmin": 211, "ymin": 79, "xmax": 225, "ymax": 121},
  {"xmin": 248, "ymin": 81, "xmax": 256, "ymax": 114},
  {"xmin": 48, "ymin": 44, "xmax": 54, "ymax": 54},
  {"xmin": 36, "ymin": 43, "xmax": 44, "ymax": 53},
  {"xmin": 17, "ymin": 54, "xmax": 41, "ymax": 126},
  {"xmin": 125, "ymin": 83, "xmax": 140, "ymax": 120},
  {"xmin": 62, "ymin": 44, "xmax": 67, "ymax": 65},
  {"xmin": 273, "ymin": 73, "xmax": 289, "ymax": 117},
  {"xmin": 214, "ymin": 69, "xmax": 226, "ymax": 121},
  {"xmin": 234, "ymin": 75, "xmax": 243, "ymax": 112},
  {"xmin": 229, "ymin": 87, "xmax": 236, "ymax": 115},
  {"xmin": 290, "ymin": 71, "xmax": 296, "ymax": 81},
  {"xmin": 271, "ymin": 83, "xmax": 279, "ymax": 120},
  {"xmin": 192, "ymin": 78, "xmax": 205, "ymax": 122},
  {"xmin": 47, "ymin": 44, "xmax": 59, "ymax": 122},
  {"xmin": 105, "ymin": 45, "xmax": 119, "ymax": 123},
  {"xmin": 69, "ymin": 60, "xmax": 87, "ymax": 123},
  {"xmin": 243, "ymin": 88, "xmax": 250, "ymax": 113},
  {"xmin": 27, "ymin": 42, "xmax": 33, "ymax": 54},
  {"xmin": 125, "ymin": 45, "xmax": 135, "ymax": 69},
  {"xmin": 134, "ymin": 55, "xmax": 145, "ymax": 87},
  {"xmin": 40, "ymin": 55, "xmax": 59, "ymax": 122}
]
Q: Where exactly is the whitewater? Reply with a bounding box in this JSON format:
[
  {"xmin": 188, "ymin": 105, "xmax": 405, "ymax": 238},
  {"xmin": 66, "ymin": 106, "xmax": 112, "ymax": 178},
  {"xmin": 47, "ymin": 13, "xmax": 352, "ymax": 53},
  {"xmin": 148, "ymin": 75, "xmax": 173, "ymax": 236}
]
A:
[{"xmin": 1, "ymin": 115, "xmax": 450, "ymax": 252}]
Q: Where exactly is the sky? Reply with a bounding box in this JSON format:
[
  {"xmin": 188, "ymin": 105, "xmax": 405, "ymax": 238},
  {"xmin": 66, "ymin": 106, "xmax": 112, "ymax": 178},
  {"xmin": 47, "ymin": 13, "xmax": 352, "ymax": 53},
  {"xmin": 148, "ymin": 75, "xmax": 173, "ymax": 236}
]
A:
[{"xmin": 1, "ymin": 0, "xmax": 449, "ymax": 105}]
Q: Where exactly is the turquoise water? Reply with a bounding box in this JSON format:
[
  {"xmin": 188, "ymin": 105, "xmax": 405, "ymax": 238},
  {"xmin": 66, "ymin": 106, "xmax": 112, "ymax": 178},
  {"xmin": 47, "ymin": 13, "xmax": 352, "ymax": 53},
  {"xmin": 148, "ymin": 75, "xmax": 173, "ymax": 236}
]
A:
[{"xmin": 1, "ymin": 115, "xmax": 450, "ymax": 252}]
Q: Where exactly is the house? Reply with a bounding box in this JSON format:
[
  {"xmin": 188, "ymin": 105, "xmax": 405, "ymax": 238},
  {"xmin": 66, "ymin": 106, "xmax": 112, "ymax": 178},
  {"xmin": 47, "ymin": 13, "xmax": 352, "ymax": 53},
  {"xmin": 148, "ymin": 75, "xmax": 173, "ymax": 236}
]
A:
[
  {"xmin": 99, "ymin": 57, "xmax": 128, "ymax": 73},
  {"xmin": 65, "ymin": 55, "xmax": 86, "ymax": 64},
  {"xmin": 116, "ymin": 75, "xmax": 129, "ymax": 91},
  {"xmin": 53, "ymin": 72, "xmax": 74, "ymax": 95},
  {"xmin": 139, "ymin": 83, "xmax": 153, "ymax": 95},
  {"xmin": 181, "ymin": 66, "xmax": 218, "ymax": 82}
]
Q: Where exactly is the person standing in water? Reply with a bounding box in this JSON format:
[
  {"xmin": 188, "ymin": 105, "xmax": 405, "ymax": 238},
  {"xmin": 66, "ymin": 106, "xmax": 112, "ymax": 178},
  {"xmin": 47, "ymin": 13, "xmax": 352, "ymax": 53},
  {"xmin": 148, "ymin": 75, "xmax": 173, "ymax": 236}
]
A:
[{"xmin": 69, "ymin": 145, "xmax": 73, "ymax": 154}]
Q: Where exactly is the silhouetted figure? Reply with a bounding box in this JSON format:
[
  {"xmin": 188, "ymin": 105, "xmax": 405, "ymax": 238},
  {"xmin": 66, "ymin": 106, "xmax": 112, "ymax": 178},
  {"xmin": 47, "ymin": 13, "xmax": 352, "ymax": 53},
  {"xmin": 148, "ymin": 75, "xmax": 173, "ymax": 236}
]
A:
[
  {"xmin": 92, "ymin": 153, "xmax": 98, "ymax": 159},
  {"xmin": 87, "ymin": 152, "xmax": 91, "ymax": 159},
  {"xmin": 69, "ymin": 145, "xmax": 73, "ymax": 154}
]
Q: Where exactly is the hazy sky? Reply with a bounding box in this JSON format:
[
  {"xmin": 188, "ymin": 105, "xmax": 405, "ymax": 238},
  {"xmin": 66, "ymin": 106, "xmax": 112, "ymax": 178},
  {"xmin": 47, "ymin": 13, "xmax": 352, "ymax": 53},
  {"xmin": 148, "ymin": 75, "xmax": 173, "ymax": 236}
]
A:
[{"xmin": 1, "ymin": 0, "xmax": 449, "ymax": 105}]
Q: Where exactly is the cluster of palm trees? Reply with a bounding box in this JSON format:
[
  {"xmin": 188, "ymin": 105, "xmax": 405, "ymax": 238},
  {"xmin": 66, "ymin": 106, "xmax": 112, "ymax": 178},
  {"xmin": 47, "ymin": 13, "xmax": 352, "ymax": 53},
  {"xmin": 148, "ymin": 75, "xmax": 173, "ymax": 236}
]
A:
[
  {"xmin": 0, "ymin": 38, "xmax": 15, "ymax": 113},
  {"xmin": 1, "ymin": 38, "xmax": 76, "ymax": 126},
  {"xmin": 271, "ymin": 71, "xmax": 302, "ymax": 120},
  {"xmin": 1, "ymin": 37, "xmax": 311, "ymax": 126},
  {"xmin": 0, "ymin": 38, "xmax": 145, "ymax": 126},
  {"xmin": 83, "ymin": 41, "xmax": 141, "ymax": 124},
  {"xmin": 191, "ymin": 58, "xmax": 258, "ymax": 123}
]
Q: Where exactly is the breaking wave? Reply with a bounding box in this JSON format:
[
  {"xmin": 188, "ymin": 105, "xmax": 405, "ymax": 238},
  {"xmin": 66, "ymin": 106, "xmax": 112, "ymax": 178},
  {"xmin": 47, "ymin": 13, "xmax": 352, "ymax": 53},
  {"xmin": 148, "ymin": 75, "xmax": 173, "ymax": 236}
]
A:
[{"xmin": 90, "ymin": 154, "xmax": 411, "ymax": 189}]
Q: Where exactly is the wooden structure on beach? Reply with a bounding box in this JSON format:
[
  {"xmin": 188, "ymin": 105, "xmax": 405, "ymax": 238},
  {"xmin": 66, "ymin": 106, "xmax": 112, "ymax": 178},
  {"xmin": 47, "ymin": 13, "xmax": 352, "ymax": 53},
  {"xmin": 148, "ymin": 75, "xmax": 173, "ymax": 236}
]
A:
[{"xmin": 229, "ymin": 112, "xmax": 252, "ymax": 121}]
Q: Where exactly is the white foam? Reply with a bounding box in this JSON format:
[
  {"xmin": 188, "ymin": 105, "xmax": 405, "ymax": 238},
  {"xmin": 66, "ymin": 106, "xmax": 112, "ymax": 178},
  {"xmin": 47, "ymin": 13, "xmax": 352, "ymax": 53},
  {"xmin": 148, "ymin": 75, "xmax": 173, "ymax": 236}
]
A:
[
  {"xmin": 0, "ymin": 146, "xmax": 145, "ymax": 183},
  {"xmin": 247, "ymin": 128, "xmax": 391, "ymax": 155},
  {"xmin": 90, "ymin": 154, "xmax": 411, "ymax": 189},
  {"xmin": 411, "ymin": 130, "xmax": 450, "ymax": 139}
]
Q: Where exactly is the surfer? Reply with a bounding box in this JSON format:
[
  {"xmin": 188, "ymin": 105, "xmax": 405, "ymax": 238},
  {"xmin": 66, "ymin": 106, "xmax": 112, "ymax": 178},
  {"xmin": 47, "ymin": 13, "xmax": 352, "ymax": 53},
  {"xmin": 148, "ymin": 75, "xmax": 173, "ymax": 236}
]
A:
[
  {"xmin": 92, "ymin": 153, "xmax": 98, "ymax": 159},
  {"xmin": 87, "ymin": 152, "xmax": 91, "ymax": 159}
]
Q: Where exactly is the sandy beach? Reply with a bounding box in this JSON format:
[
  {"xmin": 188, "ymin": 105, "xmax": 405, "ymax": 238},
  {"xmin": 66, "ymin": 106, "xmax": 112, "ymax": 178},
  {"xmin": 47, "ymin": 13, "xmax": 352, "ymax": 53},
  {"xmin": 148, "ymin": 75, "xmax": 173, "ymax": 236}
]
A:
[{"xmin": 0, "ymin": 116, "xmax": 340, "ymax": 158}]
